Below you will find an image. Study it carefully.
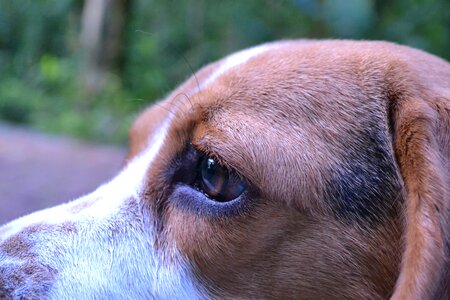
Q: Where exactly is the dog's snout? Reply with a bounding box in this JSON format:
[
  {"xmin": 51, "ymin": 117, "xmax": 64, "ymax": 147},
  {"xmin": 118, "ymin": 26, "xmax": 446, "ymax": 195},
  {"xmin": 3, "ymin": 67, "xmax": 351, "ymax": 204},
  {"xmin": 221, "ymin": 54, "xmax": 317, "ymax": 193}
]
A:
[
  {"xmin": 0, "ymin": 258, "xmax": 57, "ymax": 299},
  {"xmin": 0, "ymin": 223, "xmax": 61, "ymax": 299},
  {"xmin": 0, "ymin": 194, "xmax": 102, "ymax": 298}
]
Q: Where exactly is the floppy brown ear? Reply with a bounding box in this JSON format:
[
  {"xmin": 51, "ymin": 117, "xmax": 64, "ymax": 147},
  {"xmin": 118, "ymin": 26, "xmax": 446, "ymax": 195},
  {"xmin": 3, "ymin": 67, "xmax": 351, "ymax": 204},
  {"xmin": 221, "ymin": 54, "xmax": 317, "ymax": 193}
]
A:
[{"xmin": 390, "ymin": 92, "xmax": 450, "ymax": 299}]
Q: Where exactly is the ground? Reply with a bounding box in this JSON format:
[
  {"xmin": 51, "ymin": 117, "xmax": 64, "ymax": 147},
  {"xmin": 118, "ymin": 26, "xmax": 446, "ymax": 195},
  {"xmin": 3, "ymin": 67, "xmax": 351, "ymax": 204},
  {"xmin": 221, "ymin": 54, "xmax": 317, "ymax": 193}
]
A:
[{"xmin": 0, "ymin": 124, "xmax": 126, "ymax": 224}]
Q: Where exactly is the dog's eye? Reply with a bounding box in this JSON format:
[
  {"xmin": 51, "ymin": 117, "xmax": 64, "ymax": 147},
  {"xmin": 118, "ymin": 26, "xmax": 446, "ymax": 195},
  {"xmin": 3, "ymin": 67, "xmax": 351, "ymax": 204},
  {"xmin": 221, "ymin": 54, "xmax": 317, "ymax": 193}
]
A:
[{"xmin": 199, "ymin": 156, "xmax": 246, "ymax": 202}]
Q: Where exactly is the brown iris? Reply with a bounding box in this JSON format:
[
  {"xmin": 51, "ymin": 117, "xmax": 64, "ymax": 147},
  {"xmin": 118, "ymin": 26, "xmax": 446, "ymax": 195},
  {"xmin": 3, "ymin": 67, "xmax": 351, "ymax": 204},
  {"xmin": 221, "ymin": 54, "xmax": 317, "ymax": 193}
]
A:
[{"xmin": 200, "ymin": 157, "xmax": 246, "ymax": 202}]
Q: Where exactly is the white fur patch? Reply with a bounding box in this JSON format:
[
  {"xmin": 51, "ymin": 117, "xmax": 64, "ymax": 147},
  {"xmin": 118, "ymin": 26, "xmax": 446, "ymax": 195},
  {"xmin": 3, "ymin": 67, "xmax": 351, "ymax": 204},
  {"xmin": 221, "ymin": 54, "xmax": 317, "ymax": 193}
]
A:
[
  {"xmin": 82, "ymin": 116, "xmax": 172, "ymax": 219},
  {"xmin": 0, "ymin": 119, "xmax": 170, "ymax": 241},
  {"xmin": 0, "ymin": 118, "xmax": 207, "ymax": 299},
  {"xmin": 199, "ymin": 43, "xmax": 275, "ymax": 90}
]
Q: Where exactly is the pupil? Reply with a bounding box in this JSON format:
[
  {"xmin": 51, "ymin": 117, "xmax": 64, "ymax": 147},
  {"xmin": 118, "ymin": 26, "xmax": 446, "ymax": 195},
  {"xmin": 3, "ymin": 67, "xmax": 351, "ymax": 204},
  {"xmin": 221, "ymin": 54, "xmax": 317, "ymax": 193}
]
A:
[
  {"xmin": 206, "ymin": 158, "xmax": 215, "ymax": 171},
  {"xmin": 201, "ymin": 157, "xmax": 228, "ymax": 199},
  {"xmin": 203, "ymin": 158, "xmax": 217, "ymax": 181},
  {"xmin": 199, "ymin": 155, "xmax": 246, "ymax": 202}
]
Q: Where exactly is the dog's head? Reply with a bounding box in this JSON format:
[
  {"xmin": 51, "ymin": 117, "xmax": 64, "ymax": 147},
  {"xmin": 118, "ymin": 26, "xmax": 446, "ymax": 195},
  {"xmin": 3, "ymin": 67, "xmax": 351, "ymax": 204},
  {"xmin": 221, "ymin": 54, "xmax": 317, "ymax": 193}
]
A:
[{"xmin": 1, "ymin": 40, "xmax": 449, "ymax": 299}]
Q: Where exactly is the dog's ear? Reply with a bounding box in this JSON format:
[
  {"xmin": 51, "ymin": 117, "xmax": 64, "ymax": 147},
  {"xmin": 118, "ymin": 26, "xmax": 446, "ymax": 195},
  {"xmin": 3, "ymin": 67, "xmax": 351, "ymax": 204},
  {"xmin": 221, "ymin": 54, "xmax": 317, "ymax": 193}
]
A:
[{"xmin": 389, "ymin": 85, "xmax": 450, "ymax": 299}]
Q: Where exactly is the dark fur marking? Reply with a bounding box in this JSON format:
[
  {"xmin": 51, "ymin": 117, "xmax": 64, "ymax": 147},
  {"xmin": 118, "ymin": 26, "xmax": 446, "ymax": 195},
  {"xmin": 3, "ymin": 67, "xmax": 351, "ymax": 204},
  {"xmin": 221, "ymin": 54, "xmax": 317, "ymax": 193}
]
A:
[
  {"xmin": 0, "ymin": 261, "xmax": 57, "ymax": 299},
  {"xmin": 0, "ymin": 222, "xmax": 76, "ymax": 298},
  {"xmin": 326, "ymin": 125, "xmax": 402, "ymax": 225}
]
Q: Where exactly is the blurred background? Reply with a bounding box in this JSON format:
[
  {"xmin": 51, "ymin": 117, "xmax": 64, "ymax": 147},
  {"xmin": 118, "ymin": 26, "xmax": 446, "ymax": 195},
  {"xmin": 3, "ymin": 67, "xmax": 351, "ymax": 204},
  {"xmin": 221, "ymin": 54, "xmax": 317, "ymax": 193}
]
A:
[{"xmin": 1, "ymin": 0, "xmax": 449, "ymax": 222}]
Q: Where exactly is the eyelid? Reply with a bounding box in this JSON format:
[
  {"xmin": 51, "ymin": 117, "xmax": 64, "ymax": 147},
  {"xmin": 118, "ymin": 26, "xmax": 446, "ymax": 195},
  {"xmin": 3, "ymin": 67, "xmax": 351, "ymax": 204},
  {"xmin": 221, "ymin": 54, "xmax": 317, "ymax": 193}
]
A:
[
  {"xmin": 191, "ymin": 140, "xmax": 252, "ymax": 189},
  {"xmin": 166, "ymin": 143, "xmax": 258, "ymax": 218},
  {"xmin": 191, "ymin": 141, "xmax": 231, "ymax": 171}
]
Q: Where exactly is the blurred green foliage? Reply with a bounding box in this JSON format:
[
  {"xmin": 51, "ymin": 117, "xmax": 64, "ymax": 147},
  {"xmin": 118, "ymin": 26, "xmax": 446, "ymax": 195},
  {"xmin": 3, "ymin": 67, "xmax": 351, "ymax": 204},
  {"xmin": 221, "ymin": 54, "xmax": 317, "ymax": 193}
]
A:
[{"xmin": 0, "ymin": 0, "xmax": 449, "ymax": 144}]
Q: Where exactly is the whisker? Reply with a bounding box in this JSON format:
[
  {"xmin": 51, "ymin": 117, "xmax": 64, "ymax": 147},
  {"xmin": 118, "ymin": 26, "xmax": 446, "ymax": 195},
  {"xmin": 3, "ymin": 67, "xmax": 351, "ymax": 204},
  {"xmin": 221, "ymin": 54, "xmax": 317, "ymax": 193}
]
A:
[
  {"xmin": 126, "ymin": 98, "xmax": 145, "ymax": 102},
  {"xmin": 135, "ymin": 29, "xmax": 153, "ymax": 36},
  {"xmin": 181, "ymin": 55, "xmax": 202, "ymax": 98},
  {"xmin": 131, "ymin": 31, "xmax": 198, "ymax": 120},
  {"xmin": 152, "ymin": 101, "xmax": 178, "ymax": 118},
  {"xmin": 171, "ymin": 92, "xmax": 196, "ymax": 116}
]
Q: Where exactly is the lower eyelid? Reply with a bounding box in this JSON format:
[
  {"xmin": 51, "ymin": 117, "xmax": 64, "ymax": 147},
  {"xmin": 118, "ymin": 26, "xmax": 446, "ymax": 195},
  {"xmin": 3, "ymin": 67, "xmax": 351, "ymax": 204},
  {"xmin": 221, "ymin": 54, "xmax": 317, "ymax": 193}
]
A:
[{"xmin": 169, "ymin": 184, "xmax": 252, "ymax": 218}]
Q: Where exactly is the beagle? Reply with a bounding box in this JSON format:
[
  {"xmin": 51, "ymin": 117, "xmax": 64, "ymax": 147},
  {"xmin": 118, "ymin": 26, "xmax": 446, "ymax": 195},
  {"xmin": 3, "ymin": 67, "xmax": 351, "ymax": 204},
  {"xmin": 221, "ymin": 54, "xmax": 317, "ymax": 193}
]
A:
[{"xmin": 0, "ymin": 40, "xmax": 449, "ymax": 299}]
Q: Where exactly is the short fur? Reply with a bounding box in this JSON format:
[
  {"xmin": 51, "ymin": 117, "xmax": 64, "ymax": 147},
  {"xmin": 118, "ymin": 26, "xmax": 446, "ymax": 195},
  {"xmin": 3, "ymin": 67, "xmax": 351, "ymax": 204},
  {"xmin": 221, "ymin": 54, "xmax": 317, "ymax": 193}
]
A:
[{"xmin": 1, "ymin": 40, "xmax": 449, "ymax": 299}]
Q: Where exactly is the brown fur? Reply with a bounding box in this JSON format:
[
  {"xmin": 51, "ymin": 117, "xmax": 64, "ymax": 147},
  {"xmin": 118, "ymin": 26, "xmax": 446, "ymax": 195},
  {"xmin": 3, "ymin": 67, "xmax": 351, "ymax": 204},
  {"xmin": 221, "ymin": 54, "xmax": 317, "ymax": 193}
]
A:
[{"xmin": 130, "ymin": 40, "xmax": 450, "ymax": 299}]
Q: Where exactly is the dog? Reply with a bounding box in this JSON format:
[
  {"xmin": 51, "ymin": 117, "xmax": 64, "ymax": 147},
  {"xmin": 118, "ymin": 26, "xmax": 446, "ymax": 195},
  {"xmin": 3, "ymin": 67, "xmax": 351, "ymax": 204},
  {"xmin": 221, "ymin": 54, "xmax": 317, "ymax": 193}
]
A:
[{"xmin": 0, "ymin": 40, "xmax": 449, "ymax": 299}]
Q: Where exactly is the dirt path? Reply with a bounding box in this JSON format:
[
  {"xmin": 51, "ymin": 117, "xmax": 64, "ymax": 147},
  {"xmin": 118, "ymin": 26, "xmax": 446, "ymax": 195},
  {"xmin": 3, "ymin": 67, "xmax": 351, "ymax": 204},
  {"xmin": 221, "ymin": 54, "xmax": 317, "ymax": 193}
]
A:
[{"xmin": 0, "ymin": 124, "xmax": 126, "ymax": 224}]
